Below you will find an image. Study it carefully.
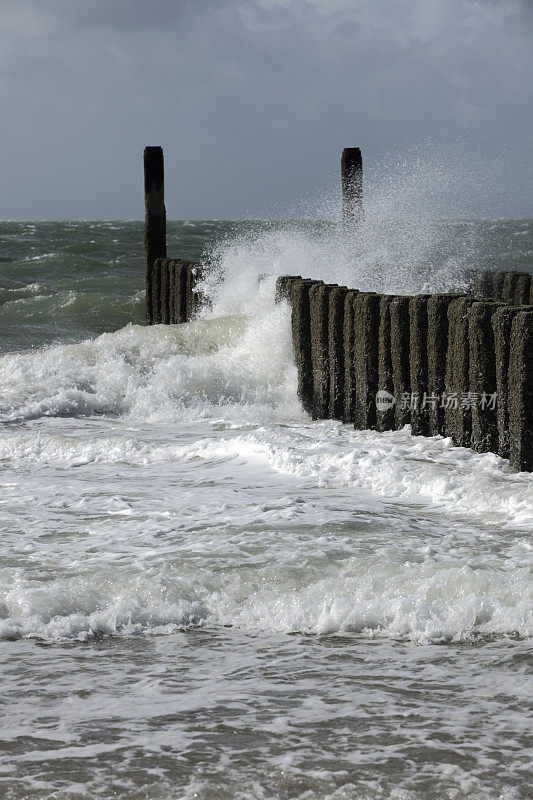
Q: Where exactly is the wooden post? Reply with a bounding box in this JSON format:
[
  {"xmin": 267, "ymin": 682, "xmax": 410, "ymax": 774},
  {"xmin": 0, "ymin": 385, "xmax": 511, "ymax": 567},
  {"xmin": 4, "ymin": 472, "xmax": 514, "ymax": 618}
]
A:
[
  {"xmin": 390, "ymin": 296, "xmax": 411, "ymax": 429},
  {"xmin": 341, "ymin": 147, "xmax": 363, "ymax": 227},
  {"xmin": 144, "ymin": 146, "xmax": 166, "ymax": 323},
  {"xmin": 377, "ymin": 295, "xmax": 395, "ymax": 432},
  {"xmin": 342, "ymin": 290, "xmax": 359, "ymax": 423},
  {"xmin": 427, "ymin": 294, "xmax": 461, "ymax": 436},
  {"xmin": 469, "ymin": 301, "xmax": 500, "ymax": 453},
  {"xmin": 445, "ymin": 296, "xmax": 475, "ymax": 447},
  {"xmin": 409, "ymin": 295, "xmax": 431, "ymax": 436},
  {"xmin": 310, "ymin": 284, "xmax": 334, "ymax": 419},
  {"xmin": 328, "ymin": 286, "xmax": 350, "ymax": 420},
  {"xmin": 290, "ymin": 279, "xmax": 322, "ymax": 416},
  {"xmin": 353, "ymin": 292, "xmax": 380, "ymax": 430},
  {"xmin": 508, "ymin": 311, "xmax": 533, "ymax": 471}
]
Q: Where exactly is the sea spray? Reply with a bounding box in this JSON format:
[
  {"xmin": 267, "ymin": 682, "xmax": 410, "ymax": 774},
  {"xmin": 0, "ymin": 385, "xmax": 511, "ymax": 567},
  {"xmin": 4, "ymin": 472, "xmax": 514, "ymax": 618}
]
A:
[{"xmin": 200, "ymin": 158, "xmax": 483, "ymax": 304}]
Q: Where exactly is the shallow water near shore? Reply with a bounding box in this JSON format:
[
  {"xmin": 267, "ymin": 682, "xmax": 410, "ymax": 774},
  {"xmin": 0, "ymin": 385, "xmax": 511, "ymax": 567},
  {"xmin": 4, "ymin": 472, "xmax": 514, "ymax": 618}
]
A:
[{"xmin": 0, "ymin": 218, "xmax": 532, "ymax": 799}]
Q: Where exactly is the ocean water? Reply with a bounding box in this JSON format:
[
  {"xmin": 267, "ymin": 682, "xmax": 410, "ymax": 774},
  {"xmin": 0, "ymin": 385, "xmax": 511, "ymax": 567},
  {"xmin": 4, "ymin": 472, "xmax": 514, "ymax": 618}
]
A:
[{"xmin": 0, "ymin": 217, "xmax": 532, "ymax": 800}]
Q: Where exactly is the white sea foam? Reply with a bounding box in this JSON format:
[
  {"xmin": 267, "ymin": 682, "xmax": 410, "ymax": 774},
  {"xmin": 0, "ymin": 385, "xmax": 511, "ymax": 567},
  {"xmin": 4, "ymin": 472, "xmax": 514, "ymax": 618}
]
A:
[
  {"xmin": 0, "ymin": 516, "xmax": 530, "ymax": 643},
  {"xmin": 1, "ymin": 420, "xmax": 531, "ymax": 644},
  {"xmin": 6, "ymin": 282, "xmax": 44, "ymax": 294},
  {"xmin": 0, "ymin": 284, "xmax": 300, "ymax": 425},
  {"xmin": 1, "ymin": 203, "xmax": 532, "ymax": 649}
]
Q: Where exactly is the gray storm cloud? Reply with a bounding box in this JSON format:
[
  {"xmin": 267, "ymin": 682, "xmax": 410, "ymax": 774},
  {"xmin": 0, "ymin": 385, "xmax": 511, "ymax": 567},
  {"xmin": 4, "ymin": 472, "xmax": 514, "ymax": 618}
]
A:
[{"xmin": 0, "ymin": 0, "xmax": 531, "ymax": 218}]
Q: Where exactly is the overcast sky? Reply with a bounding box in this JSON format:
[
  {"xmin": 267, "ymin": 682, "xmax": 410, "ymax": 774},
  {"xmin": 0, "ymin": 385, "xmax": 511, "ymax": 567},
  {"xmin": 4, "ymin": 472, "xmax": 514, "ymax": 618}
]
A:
[{"xmin": 1, "ymin": 0, "xmax": 532, "ymax": 219}]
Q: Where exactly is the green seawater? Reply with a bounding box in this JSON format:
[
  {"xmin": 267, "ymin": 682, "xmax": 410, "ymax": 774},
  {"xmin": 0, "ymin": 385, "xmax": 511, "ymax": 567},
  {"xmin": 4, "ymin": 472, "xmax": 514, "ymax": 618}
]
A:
[{"xmin": 1, "ymin": 218, "xmax": 532, "ymax": 354}]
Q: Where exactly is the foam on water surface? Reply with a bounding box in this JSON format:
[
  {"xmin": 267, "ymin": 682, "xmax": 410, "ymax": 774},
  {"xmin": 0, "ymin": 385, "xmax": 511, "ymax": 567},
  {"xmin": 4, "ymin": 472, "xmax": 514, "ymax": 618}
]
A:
[
  {"xmin": 0, "ymin": 292, "xmax": 298, "ymax": 424},
  {"xmin": 1, "ymin": 216, "xmax": 532, "ymax": 799},
  {"xmin": 1, "ymin": 257, "xmax": 532, "ymax": 649},
  {"xmin": 1, "ymin": 414, "xmax": 532, "ymax": 645}
]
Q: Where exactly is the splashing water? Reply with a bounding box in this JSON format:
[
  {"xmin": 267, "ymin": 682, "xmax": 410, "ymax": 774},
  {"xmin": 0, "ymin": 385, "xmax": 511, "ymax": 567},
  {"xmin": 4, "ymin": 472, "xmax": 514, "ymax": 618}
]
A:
[
  {"xmin": 0, "ymin": 162, "xmax": 532, "ymax": 799},
  {"xmin": 200, "ymin": 158, "xmax": 487, "ymax": 304}
]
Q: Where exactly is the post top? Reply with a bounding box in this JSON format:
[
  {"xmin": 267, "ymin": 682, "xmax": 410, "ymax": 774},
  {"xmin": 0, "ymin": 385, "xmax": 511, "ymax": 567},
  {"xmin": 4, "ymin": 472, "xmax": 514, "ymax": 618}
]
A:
[{"xmin": 342, "ymin": 147, "xmax": 362, "ymax": 160}]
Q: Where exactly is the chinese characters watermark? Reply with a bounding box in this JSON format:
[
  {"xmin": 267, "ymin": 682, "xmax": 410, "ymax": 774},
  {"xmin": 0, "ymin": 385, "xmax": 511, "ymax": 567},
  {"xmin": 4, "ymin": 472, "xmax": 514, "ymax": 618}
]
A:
[{"xmin": 375, "ymin": 390, "xmax": 497, "ymax": 411}]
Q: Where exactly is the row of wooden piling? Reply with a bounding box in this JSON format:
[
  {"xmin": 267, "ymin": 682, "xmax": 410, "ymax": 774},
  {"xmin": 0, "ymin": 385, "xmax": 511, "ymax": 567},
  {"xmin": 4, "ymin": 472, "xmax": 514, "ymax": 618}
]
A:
[
  {"xmin": 146, "ymin": 257, "xmax": 202, "ymax": 325},
  {"xmin": 276, "ymin": 276, "xmax": 533, "ymax": 472},
  {"xmin": 473, "ymin": 269, "xmax": 533, "ymax": 305}
]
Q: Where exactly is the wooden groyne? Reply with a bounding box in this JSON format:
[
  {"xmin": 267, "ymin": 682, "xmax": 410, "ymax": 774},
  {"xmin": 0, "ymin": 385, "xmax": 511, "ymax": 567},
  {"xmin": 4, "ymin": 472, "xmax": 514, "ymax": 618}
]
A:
[
  {"xmin": 144, "ymin": 146, "xmax": 202, "ymax": 325},
  {"xmin": 473, "ymin": 269, "xmax": 533, "ymax": 306},
  {"xmin": 146, "ymin": 257, "xmax": 202, "ymax": 325},
  {"xmin": 143, "ymin": 145, "xmax": 533, "ymax": 472},
  {"xmin": 276, "ymin": 276, "xmax": 533, "ymax": 472}
]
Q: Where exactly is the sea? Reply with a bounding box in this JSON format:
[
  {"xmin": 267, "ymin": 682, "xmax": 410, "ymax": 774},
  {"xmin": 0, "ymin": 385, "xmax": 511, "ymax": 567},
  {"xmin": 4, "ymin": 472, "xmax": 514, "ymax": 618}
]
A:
[{"xmin": 0, "ymin": 216, "xmax": 532, "ymax": 800}]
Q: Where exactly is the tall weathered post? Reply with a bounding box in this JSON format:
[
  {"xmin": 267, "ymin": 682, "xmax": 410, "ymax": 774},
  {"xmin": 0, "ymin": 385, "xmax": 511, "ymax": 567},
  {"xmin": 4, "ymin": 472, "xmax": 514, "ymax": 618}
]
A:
[
  {"xmin": 144, "ymin": 146, "xmax": 167, "ymax": 324},
  {"xmin": 341, "ymin": 147, "xmax": 363, "ymax": 227}
]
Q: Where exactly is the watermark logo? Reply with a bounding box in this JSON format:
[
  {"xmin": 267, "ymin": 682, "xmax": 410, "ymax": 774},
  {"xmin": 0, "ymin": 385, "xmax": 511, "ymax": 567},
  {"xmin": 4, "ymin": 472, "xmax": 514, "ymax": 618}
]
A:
[
  {"xmin": 375, "ymin": 390, "xmax": 396, "ymax": 411},
  {"xmin": 374, "ymin": 390, "xmax": 498, "ymax": 411}
]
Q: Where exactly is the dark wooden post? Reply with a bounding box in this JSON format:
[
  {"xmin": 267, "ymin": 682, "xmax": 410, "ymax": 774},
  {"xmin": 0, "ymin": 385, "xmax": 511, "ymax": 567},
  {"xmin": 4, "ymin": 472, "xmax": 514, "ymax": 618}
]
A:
[
  {"xmin": 144, "ymin": 146, "xmax": 166, "ymax": 323},
  {"xmin": 341, "ymin": 147, "xmax": 363, "ymax": 227},
  {"xmin": 508, "ymin": 311, "xmax": 533, "ymax": 471}
]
